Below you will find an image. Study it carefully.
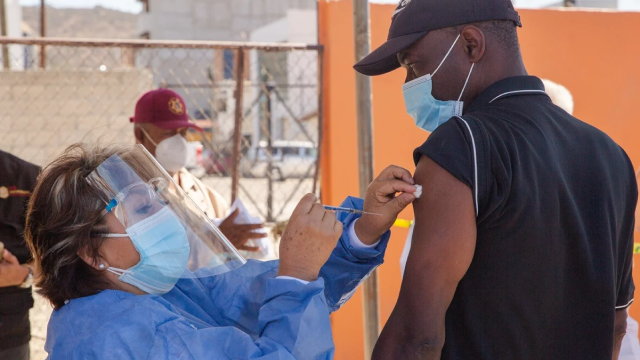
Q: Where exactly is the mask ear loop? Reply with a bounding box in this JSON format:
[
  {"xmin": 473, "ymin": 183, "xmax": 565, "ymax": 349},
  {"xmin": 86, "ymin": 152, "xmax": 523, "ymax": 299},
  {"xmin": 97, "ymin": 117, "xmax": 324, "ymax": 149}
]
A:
[
  {"xmin": 106, "ymin": 267, "xmax": 132, "ymax": 276},
  {"xmin": 458, "ymin": 63, "xmax": 475, "ymax": 102},
  {"xmin": 432, "ymin": 34, "xmax": 461, "ymax": 77}
]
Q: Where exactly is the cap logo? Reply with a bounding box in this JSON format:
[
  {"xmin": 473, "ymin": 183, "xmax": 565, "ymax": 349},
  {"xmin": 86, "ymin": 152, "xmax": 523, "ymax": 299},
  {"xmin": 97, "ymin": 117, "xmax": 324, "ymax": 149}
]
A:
[
  {"xmin": 168, "ymin": 97, "xmax": 185, "ymax": 115},
  {"xmin": 393, "ymin": 0, "xmax": 412, "ymax": 18}
]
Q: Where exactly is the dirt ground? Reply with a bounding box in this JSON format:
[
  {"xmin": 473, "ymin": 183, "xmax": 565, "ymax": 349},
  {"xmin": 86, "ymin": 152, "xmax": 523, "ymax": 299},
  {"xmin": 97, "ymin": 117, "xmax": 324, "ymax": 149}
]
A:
[{"xmin": 29, "ymin": 291, "xmax": 52, "ymax": 360}]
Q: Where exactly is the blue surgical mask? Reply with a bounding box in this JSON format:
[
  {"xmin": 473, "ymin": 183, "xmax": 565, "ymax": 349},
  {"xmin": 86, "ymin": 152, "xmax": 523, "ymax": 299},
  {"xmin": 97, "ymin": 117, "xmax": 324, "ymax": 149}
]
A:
[
  {"xmin": 402, "ymin": 34, "xmax": 475, "ymax": 132},
  {"xmin": 105, "ymin": 207, "xmax": 191, "ymax": 295}
]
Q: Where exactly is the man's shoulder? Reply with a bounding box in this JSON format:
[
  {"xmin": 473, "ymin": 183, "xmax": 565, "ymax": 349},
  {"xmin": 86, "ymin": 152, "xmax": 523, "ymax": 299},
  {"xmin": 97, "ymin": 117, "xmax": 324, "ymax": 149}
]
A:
[
  {"xmin": 0, "ymin": 151, "xmax": 40, "ymax": 187},
  {"xmin": 0, "ymin": 151, "xmax": 40, "ymax": 176},
  {"xmin": 179, "ymin": 168, "xmax": 214, "ymax": 193}
]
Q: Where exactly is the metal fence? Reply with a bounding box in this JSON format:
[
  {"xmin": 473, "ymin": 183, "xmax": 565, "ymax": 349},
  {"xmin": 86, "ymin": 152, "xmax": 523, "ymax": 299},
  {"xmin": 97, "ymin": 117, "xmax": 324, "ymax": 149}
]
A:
[{"xmin": 0, "ymin": 37, "xmax": 323, "ymax": 223}]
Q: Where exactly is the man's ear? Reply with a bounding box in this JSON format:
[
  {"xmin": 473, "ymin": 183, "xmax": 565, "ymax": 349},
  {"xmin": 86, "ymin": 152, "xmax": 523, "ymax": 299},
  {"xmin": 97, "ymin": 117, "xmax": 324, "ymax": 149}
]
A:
[
  {"xmin": 461, "ymin": 25, "xmax": 486, "ymax": 63},
  {"xmin": 134, "ymin": 126, "xmax": 145, "ymax": 144}
]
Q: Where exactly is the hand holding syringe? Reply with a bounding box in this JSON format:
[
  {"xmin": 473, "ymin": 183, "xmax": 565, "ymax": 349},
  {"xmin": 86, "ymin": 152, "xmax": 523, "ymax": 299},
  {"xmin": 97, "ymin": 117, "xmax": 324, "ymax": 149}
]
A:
[{"xmin": 322, "ymin": 185, "xmax": 422, "ymax": 216}]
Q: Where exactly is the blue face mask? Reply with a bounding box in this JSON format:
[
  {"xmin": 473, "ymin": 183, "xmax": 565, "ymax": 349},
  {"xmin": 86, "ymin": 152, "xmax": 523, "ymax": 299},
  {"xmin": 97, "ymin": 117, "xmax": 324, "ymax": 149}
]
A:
[
  {"xmin": 105, "ymin": 207, "xmax": 191, "ymax": 295},
  {"xmin": 402, "ymin": 34, "xmax": 475, "ymax": 133}
]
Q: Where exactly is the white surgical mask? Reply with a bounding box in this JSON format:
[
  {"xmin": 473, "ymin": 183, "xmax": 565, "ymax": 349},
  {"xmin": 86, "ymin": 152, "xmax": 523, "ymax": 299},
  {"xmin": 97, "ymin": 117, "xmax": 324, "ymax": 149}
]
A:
[{"xmin": 140, "ymin": 128, "xmax": 189, "ymax": 173}]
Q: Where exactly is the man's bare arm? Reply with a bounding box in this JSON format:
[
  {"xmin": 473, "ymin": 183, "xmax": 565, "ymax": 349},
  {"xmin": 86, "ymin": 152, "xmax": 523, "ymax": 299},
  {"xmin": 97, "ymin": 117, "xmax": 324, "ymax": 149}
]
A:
[
  {"xmin": 613, "ymin": 309, "xmax": 628, "ymax": 360},
  {"xmin": 372, "ymin": 156, "xmax": 476, "ymax": 360}
]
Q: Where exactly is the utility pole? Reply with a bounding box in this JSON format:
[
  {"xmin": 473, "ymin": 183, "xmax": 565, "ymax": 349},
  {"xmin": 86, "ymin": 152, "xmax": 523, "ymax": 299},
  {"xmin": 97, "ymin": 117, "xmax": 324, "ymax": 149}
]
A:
[
  {"xmin": 231, "ymin": 48, "xmax": 245, "ymax": 203},
  {"xmin": 40, "ymin": 0, "xmax": 46, "ymax": 68},
  {"xmin": 352, "ymin": 0, "xmax": 379, "ymax": 359},
  {"xmin": 0, "ymin": 0, "xmax": 9, "ymax": 70}
]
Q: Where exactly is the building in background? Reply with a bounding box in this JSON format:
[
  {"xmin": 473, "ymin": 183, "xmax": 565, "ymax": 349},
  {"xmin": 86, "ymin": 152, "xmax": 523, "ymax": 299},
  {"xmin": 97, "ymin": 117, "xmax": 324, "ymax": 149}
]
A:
[
  {"xmin": 136, "ymin": 0, "xmax": 316, "ymax": 41},
  {"xmin": 134, "ymin": 0, "xmax": 320, "ymax": 158},
  {"xmin": 247, "ymin": 9, "xmax": 318, "ymax": 159},
  {"xmin": 513, "ymin": 0, "xmax": 640, "ymax": 10}
]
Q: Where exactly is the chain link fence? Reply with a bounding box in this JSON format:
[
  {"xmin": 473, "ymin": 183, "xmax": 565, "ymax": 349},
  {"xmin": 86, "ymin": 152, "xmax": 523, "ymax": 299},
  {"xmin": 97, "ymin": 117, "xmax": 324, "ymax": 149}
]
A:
[{"xmin": 0, "ymin": 37, "xmax": 323, "ymax": 223}]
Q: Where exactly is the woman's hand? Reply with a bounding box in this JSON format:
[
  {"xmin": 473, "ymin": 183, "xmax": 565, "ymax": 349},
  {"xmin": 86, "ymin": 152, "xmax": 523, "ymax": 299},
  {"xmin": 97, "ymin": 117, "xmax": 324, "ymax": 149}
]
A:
[
  {"xmin": 0, "ymin": 249, "xmax": 30, "ymax": 288},
  {"xmin": 278, "ymin": 194, "xmax": 343, "ymax": 282},
  {"xmin": 355, "ymin": 165, "xmax": 417, "ymax": 245}
]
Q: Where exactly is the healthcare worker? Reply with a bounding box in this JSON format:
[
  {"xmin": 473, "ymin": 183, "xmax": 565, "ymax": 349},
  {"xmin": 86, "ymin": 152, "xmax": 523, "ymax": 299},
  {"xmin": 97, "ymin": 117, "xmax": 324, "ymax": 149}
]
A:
[{"xmin": 24, "ymin": 143, "xmax": 417, "ymax": 359}]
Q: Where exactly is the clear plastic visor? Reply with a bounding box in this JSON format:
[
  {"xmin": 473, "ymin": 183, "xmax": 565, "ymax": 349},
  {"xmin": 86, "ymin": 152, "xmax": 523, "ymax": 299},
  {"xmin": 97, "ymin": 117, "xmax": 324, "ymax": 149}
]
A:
[{"xmin": 86, "ymin": 145, "xmax": 245, "ymax": 279}]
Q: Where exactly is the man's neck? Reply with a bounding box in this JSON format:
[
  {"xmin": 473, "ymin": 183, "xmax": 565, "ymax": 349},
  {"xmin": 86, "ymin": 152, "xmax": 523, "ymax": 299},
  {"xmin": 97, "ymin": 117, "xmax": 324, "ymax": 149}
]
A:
[{"xmin": 464, "ymin": 57, "xmax": 527, "ymax": 112}]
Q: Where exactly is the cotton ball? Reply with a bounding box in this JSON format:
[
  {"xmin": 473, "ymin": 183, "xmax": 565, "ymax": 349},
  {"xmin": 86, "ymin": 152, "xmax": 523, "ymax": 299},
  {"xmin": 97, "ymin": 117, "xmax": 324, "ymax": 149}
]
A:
[{"xmin": 414, "ymin": 185, "xmax": 423, "ymax": 199}]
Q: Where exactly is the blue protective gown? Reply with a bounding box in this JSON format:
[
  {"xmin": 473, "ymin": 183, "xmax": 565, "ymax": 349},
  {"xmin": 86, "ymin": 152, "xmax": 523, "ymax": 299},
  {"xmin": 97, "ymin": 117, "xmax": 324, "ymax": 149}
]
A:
[{"xmin": 44, "ymin": 197, "xmax": 389, "ymax": 360}]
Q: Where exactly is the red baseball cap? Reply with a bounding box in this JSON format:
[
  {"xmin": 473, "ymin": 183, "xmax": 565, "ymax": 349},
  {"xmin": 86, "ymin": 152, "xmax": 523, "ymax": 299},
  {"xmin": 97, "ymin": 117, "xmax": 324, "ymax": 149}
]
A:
[{"xmin": 130, "ymin": 89, "xmax": 203, "ymax": 132}]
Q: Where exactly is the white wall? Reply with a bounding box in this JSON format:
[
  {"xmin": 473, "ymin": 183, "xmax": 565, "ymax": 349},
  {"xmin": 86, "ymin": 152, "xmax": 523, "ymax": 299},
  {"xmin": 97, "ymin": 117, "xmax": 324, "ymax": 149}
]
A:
[
  {"xmin": 0, "ymin": 69, "xmax": 153, "ymax": 165},
  {"xmin": 287, "ymin": 9, "xmax": 317, "ymax": 44},
  {"xmin": 514, "ymin": 0, "xmax": 640, "ymax": 9},
  {"xmin": 575, "ymin": 0, "xmax": 618, "ymax": 8},
  {"xmin": 618, "ymin": 0, "xmax": 640, "ymax": 10},
  {"xmin": 512, "ymin": 0, "xmax": 562, "ymax": 8},
  {"xmin": 249, "ymin": 17, "xmax": 287, "ymax": 42},
  {"xmin": 140, "ymin": 0, "xmax": 316, "ymax": 41},
  {"xmin": 1, "ymin": 0, "xmax": 25, "ymax": 70}
]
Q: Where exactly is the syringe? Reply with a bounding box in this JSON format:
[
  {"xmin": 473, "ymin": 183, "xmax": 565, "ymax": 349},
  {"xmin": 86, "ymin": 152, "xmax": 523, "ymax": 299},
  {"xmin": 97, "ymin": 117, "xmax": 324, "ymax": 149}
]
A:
[{"xmin": 323, "ymin": 205, "xmax": 382, "ymax": 216}]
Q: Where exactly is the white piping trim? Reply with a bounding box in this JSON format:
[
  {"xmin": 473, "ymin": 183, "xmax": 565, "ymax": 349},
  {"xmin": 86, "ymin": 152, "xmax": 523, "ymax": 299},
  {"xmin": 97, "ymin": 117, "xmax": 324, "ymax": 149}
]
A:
[
  {"xmin": 616, "ymin": 298, "xmax": 634, "ymax": 310},
  {"xmin": 455, "ymin": 116, "xmax": 479, "ymax": 217},
  {"xmin": 488, "ymin": 90, "xmax": 548, "ymax": 104}
]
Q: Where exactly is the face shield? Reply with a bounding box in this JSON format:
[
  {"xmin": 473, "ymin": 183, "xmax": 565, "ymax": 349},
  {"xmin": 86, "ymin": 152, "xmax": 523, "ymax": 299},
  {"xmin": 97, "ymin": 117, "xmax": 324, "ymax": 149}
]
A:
[{"xmin": 86, "ymin": 145, "xmax": 245, "ymax": 294}]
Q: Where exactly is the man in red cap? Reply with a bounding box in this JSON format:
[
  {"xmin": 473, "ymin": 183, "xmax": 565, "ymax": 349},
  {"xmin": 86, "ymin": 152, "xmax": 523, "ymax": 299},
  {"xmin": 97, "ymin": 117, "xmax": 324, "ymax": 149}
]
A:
[{"xmin": 131, "ymin": 89, "xmax": 266, "ymax": 253}]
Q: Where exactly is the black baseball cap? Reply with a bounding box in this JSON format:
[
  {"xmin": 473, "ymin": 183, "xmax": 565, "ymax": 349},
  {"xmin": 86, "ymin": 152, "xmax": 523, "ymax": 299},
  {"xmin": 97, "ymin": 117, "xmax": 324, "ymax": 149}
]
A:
[{"xmin": 354, "ymin": 0, "xmax": 521, "ymax": 76}]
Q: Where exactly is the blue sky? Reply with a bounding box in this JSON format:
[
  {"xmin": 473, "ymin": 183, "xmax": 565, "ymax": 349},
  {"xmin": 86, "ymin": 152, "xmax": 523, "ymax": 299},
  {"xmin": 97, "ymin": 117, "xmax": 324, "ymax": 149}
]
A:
[{"xmin": 19, "ymin": 0, "xmax": 402, "ymax": 14}]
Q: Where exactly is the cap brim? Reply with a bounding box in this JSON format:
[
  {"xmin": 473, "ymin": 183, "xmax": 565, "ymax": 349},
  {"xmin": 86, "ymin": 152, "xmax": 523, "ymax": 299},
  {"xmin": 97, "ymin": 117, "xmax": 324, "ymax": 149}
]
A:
[
  {"xmin": 154, "ymin": 120, "xmax": 204, "ymax": 132},
  {"xmin": 354, "ymin": 31, "xmax": 428, "ymax": 76}
]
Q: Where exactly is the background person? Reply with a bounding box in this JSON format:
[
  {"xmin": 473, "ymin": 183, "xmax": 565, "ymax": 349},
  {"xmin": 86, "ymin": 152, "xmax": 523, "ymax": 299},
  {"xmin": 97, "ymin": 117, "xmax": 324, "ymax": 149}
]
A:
[
  {"xmin": 353, "ymin": 0, "xmax": 636, "ymax": 359},
  {"xmin": 0, "ymin": 150, "xmax": 39, "ymax": 360},
  {"xmin": 131, "ymin": 89, "xmax": 268, "ymax": 256}
]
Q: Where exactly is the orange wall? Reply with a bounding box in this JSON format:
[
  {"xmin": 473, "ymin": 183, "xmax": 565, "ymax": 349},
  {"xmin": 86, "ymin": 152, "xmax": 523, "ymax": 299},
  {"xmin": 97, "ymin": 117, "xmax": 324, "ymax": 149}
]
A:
[{"xmin": 319, "ymin": 2, "xmax": 640, "ymax": 359}]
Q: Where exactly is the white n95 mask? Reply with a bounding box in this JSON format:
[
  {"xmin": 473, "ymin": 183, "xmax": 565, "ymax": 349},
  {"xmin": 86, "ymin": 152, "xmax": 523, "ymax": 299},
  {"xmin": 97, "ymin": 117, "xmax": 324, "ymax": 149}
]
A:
[
  {"xmin": 140, "ymin": 128, "xmax": 189, "ymax": 173},
  {"xmin": 402, "ymin": 34, "xmax": 474, "ymax": 133}
]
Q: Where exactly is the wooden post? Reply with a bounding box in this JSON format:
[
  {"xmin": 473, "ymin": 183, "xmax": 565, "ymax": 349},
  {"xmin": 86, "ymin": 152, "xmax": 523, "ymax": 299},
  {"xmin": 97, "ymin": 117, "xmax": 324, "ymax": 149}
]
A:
[
  {"xmin": 231, "ymin": 48, "xmax": 245, "ymax": 203},
  {"xmin": 0, "ymin": 0, "xmax": 9, "ymax": 70},
  {"xmin": 40, "ymin": 0, "xmax": 46, "ymax": 68},
  {"xmin": 353, "ymin": 0, "xmax": 379, "ymax": 358}
]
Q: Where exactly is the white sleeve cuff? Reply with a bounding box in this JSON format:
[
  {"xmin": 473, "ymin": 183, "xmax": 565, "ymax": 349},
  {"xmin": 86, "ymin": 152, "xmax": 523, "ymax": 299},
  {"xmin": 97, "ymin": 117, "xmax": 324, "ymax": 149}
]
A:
[
  {"xmin": 276, "ymin": 276, "xmax": 310, "ymax": 285},
  {"xmin": 348, "ymin": 219, "xmax": 380, "ymax": 249}
]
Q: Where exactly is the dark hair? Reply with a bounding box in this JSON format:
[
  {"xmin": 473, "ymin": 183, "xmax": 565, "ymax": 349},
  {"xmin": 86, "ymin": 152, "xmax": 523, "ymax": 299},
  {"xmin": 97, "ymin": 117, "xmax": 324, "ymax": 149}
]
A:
[
  {"xmin": 448, "ymin": 20, "xmax": 520, "ymax": 53},
  {"xmin": 24, "ymin": 143, "xmax": 131, "ymax": 309}
]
